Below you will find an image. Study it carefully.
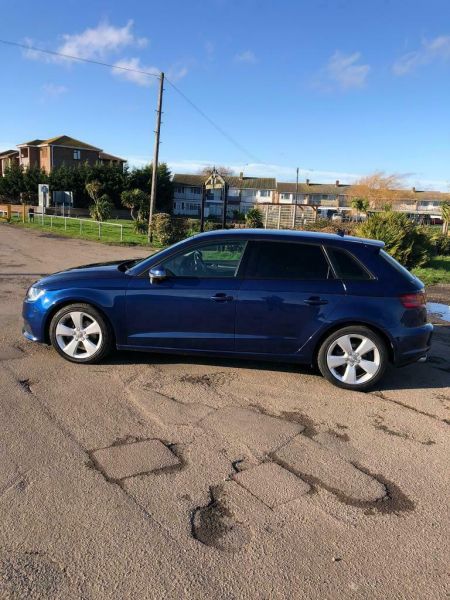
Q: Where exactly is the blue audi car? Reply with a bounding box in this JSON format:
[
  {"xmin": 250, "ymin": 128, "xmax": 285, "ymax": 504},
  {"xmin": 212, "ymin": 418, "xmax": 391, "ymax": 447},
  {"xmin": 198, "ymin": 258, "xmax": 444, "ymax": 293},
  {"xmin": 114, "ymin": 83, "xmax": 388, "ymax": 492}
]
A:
[{"xmin": 22, "ymin": 229, "xmax": 432, "ymax": 391}]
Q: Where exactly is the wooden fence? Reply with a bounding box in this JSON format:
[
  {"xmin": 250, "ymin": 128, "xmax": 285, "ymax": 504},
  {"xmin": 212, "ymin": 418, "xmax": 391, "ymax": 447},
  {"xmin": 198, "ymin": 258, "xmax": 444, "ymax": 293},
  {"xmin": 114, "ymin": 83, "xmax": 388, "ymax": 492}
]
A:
[{"xmin": 261, "ymin": 204, "xmax": 317, "ymax": 229}]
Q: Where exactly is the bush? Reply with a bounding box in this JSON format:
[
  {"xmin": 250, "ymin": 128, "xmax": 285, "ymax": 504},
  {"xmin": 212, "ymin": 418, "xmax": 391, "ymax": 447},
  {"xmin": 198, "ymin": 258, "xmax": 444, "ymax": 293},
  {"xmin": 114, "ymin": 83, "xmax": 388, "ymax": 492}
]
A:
[
  {"xmin": 356, "ymin": 212, "xmax": 432, "ymax": 268},
  {"xmin": 133, "ymin": 219, "xmax": 147, "ymax": 235},
  {"xmin": 245, "ymin": 208, "xmax": 264, "ymax": 228},
  {"xmin": 152, "ymin": 214, "xmax": 190, "ymax": 245},
  {"xmin": 424, "ymin": 230, "xmax": 450, "ymax": 256},
  {"xmin": 152, "ymin": 213, "xmax": 174, "ymax": 245}
]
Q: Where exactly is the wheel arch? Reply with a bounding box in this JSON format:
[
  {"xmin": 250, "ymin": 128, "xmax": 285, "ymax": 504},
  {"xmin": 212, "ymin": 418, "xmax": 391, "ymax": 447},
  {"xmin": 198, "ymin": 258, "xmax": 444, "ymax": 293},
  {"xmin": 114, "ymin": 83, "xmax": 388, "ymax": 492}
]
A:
[
  {"xmin": 311, "ymin": 320, "xmax": 395, "ymax": 366},
  {"xmin": 44, "ymin": 299, "xmax": 116, "ymax": 345}
]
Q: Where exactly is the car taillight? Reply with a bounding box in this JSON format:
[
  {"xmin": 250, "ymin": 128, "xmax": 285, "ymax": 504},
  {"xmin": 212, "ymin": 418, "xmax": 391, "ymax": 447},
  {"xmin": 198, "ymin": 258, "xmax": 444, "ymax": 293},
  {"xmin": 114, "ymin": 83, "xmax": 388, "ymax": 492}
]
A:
[{"xmin": 400, "ymin": 291, "xmax": 426, "ymax": 308}]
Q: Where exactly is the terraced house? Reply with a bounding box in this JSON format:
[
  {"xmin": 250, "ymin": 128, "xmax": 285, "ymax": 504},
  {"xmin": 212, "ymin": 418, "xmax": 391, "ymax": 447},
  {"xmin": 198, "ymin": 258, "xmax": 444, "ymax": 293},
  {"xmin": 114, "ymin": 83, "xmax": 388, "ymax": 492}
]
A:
[
  {"xmin": 1, "ymin": 135, "xmax": 126, "ymax": 174},
  {"xmin": 172, "ymin": 172, "xmax": 447, "ymax": 222}
]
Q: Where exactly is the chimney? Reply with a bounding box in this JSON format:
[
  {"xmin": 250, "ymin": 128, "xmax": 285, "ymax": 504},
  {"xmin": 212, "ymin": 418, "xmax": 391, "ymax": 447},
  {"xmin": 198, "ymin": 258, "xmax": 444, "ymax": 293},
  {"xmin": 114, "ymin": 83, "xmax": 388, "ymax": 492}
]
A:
[
  {"xmin": 306, "ymin": 178, "xmax": 310, "ymax": 185},
  {"xmin": 336, "ymin": 180, "xmax": 340, "ymax": 186}
]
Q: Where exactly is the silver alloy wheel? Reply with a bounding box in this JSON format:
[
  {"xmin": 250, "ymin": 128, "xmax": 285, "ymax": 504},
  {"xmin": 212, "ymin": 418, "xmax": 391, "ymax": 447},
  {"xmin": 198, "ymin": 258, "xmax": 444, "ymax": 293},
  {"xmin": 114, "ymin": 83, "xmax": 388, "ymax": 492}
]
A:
[
  {"xmin": 55, "ymin": 311, "xmax": 103, "ymax": 359},
  {"xmin": 326, "ymin": 334, "xmax": 380, "ymax": 385}
]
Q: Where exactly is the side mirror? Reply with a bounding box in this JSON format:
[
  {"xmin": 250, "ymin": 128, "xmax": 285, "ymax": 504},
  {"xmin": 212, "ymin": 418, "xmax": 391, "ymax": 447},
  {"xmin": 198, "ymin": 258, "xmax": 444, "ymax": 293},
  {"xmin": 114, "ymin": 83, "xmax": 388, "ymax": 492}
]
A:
[{"xmin": 149, "ymin": 267, "xmax": 167, "ymax": 284}]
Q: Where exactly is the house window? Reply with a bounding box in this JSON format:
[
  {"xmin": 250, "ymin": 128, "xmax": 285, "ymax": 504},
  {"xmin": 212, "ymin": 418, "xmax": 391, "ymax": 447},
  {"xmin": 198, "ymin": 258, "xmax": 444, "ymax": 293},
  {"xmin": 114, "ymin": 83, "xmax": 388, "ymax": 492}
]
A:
[
  {"xmin": 189, "ymin": 187, "xmax": 201, "ymax": 194},
  {"xmin": 259, "ymin": 190, "xmax": 271, "ymax": 197},
  {"xmin": 73, "ymin": 150, "xmax": 81, "ymax": 160},
  {"xmin": 280, "ymin": 193, "xmax": 292, "ymax": 200}
]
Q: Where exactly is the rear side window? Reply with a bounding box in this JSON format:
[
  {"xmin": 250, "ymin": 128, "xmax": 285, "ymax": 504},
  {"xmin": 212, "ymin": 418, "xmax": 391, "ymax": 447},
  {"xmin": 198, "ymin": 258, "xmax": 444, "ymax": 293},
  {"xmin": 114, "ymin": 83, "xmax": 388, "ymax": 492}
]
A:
[
  {"xmin": 245, "ymin": 241, "xmax": 332, "ymax": 280},
  {"xmin": 326, "ymin": 247, "xmax": 372, "ymax": 280},
  {"xmin": 379, "ymin": 249, "xmax": 415, "ymax": 281}
]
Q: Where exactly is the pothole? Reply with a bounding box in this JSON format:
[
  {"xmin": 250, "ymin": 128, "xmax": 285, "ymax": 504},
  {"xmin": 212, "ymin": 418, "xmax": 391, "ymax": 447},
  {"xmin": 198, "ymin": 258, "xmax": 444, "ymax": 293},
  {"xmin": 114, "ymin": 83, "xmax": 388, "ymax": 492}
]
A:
[{"xmin": 191, "ymin": 485, "xmax": 252, "ymax": 552}]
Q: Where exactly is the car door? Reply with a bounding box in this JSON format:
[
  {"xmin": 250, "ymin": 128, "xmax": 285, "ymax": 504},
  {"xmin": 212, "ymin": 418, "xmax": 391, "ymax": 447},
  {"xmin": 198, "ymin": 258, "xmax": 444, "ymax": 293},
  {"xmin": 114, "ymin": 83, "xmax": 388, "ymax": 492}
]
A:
[
  {"xmin": 235, "ymin": 240, "xmax": 346, "ymax": 356},
  {"xmin": 125, "ymin": 239, "xmax": 247, "ymax": 352}
]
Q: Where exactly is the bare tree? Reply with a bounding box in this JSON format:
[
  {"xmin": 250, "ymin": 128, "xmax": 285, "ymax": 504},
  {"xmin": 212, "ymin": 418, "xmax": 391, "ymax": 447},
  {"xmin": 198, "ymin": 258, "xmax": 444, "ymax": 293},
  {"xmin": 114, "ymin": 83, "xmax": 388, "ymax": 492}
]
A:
[
  {"xmin": 197, "ymin": 165, "xmax": 237, "ymax": 177},
  {"xmin": 349, "ymin": 172, "xmax": 411, "ymax": 209}
]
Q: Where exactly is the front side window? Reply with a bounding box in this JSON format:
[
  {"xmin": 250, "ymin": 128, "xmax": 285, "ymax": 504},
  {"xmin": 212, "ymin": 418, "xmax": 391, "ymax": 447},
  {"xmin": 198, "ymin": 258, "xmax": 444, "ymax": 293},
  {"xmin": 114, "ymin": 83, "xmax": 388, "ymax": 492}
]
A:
[
  {"xmin": 160, "ymin": 241, "xmax": 246, "ymax": 278},
  {"xmin": 245, "ymin": 241, "xmax": 332, "ymax": 280}
]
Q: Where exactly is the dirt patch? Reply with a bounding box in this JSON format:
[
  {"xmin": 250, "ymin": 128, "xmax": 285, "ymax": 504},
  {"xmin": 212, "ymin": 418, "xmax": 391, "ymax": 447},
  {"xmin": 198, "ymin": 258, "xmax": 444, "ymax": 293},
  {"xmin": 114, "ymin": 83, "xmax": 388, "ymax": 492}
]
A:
[
  {"xmin": 327, "ymin": 429, "xmax": 350, "ymax": 442},
  {"xmin": 372, "ymin": 416, "xmax": 436, "ymax": 446},
  {"xmin": 0, "ymin": 551, "xmax": 69, "ymax": 599},
  {"xmin": 249, "ymin": 404, "xmax": 320, "ymax": 438},
  {"xmin": 179, "ymin": 371, "xmax": 235, "ymax": 388}
]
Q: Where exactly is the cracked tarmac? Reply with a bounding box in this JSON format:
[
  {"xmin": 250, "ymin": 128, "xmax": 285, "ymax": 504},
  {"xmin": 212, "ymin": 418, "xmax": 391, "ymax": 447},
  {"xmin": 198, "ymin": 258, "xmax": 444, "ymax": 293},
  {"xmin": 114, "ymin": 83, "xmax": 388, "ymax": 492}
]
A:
[{"xmin": 0, "ymin": 225, "xmax": 449, "ymax": 599}]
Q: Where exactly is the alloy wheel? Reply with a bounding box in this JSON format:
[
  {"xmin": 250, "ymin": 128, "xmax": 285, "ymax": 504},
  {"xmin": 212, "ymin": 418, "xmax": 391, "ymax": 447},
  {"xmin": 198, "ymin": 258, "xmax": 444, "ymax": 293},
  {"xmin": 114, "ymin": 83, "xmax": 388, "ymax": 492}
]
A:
[
  {"xmin": 55, "ymin": 311, "xmax": 103, "ymax": 359},
  {"xmin": 326, "ymin": 334, "xmax": 380, "ymax": 385}
]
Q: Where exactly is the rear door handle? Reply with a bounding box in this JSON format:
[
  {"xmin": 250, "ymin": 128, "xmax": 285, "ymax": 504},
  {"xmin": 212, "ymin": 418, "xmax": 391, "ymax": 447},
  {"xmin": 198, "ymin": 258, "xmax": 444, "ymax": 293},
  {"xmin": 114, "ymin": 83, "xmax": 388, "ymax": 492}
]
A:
[
  {"xmin": 304, "ymin": 296, "xmax": 328, "ymax": 306},
  {"xmin": 211, "ymin": 293, "xmax": 234, "ymax": 302}
]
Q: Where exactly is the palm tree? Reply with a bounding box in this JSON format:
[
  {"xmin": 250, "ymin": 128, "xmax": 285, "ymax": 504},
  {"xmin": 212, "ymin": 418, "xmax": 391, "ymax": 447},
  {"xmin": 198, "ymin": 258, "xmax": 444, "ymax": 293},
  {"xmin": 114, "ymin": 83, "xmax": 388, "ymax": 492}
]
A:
[
  {"xmin": 351, "ymin": 197, "xmax": 369, "ymax": 221},
  {"xmin": 441, "ymin": 200, "xmax": 450, "ymax": 236}
]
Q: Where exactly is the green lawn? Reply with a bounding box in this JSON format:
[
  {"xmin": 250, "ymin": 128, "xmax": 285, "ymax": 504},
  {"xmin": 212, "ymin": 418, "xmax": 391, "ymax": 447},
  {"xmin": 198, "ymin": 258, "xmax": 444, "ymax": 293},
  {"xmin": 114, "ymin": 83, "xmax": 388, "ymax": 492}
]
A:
[
  {"xmin": 7, "ymin": 214, "xmax": 152, "ymax": 246},
  {"xmin": 412, "ymin": 256, "xmax": 450, "ymax": 286}
]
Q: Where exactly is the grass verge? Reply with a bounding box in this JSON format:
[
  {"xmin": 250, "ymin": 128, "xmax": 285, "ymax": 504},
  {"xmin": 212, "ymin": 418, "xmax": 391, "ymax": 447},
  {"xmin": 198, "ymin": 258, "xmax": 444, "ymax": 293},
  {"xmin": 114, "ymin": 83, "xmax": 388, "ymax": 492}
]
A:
[
  {"xmin": 6, "ymin": 215, "xmax": 152, "ymax": 246},
  {"xmin": 412, "ymin": 256, "xmax": 450, "ymax": 286}
]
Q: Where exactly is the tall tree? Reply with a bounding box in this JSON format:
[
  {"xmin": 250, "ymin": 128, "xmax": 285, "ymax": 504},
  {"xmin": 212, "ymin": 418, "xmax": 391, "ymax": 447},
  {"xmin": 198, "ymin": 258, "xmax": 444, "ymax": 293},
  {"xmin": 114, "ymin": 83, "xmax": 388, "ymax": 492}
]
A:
[
  {"xmin": 0, "ymin": 164, "xmax": 24, "ymax": 202},
  {"xmin": 126, "ymin": 162, "xmax": 173, "ymax": 213}
]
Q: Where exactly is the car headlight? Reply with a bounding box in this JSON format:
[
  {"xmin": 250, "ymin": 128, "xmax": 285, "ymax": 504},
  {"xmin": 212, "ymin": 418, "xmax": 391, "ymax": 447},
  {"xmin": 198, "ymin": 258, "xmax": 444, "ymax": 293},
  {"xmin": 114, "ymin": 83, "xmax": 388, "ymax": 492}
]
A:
[{"xmin": 27, "ymin": 286, "xmax": 45, "ymax": 301}]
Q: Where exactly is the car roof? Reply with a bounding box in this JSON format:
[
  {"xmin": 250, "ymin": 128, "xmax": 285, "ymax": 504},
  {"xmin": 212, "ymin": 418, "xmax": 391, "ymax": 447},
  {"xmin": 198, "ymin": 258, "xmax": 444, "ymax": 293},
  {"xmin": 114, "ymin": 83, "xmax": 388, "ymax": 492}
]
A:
[{"xmin": 191, "ymin": 228, "xmax": 385, "ymax": 248}]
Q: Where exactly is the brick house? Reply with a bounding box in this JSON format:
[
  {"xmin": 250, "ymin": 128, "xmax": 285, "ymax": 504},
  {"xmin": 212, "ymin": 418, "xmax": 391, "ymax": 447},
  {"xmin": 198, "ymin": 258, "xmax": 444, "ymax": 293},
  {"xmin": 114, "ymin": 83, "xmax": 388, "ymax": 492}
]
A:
[
  {"xmin": 14, "ymin": 135, "xmax": 126, "ymax": 173},
  {"xmin": 0, "ymin": 149, "xmax": 19, "ymax": 176}
]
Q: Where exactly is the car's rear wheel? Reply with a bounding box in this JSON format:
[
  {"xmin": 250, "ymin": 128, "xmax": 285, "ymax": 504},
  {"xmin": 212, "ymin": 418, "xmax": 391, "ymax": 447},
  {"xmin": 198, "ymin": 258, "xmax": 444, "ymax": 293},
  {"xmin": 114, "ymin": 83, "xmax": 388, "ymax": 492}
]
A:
[
  {"xmin": 317, "ymin": 325, "xmax": 388, "ymax": 391},
  {"xmin": 49, "ymin": 303, "xmax": 113, "ymax": 364}
]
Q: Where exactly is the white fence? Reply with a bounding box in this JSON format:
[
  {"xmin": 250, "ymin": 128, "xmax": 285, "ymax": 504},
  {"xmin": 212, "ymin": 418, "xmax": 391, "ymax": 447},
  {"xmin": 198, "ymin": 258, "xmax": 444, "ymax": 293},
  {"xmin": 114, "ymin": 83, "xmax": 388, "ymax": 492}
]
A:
[{"xmin": 31, "ymin": 214, "xmax": 124, "ymax": 242}]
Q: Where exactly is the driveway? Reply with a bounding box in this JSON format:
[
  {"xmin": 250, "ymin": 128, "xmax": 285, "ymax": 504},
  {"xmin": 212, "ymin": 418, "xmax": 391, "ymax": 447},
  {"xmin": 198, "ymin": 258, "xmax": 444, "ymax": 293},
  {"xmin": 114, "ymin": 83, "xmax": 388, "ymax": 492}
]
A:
[{"xmin": 0, "ymin": 224, "xmax": 449, "ymax": 599}]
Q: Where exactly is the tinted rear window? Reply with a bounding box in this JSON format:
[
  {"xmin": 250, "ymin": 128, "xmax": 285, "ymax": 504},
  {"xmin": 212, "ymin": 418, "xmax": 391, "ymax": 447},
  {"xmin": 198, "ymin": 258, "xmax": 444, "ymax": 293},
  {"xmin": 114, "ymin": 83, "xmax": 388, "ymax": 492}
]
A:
[
  {"xmin": 245, "ymin": 241, "xmax": 332, "ymax": 280},
  {"xmin": 379, "ymin": 249, "xmax": 415, "ymax": 281},
  {"xmin": 326, "ymin": 247, "xmax": 371, "ymax": 280}
]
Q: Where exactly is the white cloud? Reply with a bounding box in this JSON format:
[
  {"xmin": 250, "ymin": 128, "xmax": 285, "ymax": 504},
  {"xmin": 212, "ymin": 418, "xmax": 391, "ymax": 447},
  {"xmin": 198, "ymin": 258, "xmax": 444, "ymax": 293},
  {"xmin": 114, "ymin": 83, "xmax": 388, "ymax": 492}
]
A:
[
  {"xmin": 41, "ymin": 83, "xmax": 68, "ymax": 97},
  {"xmin": 23, "ymin": 21, "xmax": 147, "ymax": 64},
  {"xmin": 323, "ymin": 51, "xmax": 370, "ymax": 90},
  {"xmin": 393, "ymin": 35, "xmax": 450, "ymax": 75},
  {"xmin": 57, "ymin": 20, "xmax": 147, "ymax": 61},
  {"xmin": 167, "ymin": 63, "xmax": 189, "ymax": 82},
  {"xmin": 112, "ymin": 58, "xmax": 159, "ymax": 86},
  {"xmin": 234, "ymin": 50, "xmax": 257, "ymax": 64}
]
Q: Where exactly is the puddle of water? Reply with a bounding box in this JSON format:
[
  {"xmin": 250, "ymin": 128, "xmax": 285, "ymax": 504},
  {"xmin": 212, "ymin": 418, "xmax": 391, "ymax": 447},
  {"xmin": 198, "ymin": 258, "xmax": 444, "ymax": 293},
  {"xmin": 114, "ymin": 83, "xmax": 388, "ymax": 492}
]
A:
[{"xmin": 427, "ymin": 302, "xmax": 450, "ymax": 322}]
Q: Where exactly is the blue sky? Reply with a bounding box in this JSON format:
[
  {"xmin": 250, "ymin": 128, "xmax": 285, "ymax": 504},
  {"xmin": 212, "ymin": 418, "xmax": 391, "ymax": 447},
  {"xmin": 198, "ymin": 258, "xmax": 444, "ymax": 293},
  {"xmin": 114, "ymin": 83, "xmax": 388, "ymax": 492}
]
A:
[{"xmin": 1, "ymin": 0, "xmax": 450, "ymax": 189}]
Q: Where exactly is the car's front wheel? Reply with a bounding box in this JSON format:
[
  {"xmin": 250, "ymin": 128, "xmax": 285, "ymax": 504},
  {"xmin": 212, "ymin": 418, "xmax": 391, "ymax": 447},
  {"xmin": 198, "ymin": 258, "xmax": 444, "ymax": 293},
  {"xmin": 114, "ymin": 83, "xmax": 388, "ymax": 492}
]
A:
[
  {"xmin": 49, "ymin": 303, "xmax": 113, "ymax": 364},
  {"xmin": 317, "ymin": 325, "xmax": 388, "ymax": 391}
]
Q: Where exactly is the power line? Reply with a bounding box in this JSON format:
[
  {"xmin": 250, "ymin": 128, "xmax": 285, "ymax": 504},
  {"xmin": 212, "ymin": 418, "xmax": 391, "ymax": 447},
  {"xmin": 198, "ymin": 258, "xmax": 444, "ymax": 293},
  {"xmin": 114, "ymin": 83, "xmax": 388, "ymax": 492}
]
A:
[
  {"xmin": 165, "ymin": 78, "xmax": 262, "ymax": 163},
  {"xmin": 0, "ymin": 37, "xmax": 262, "ymax": 163},
  {"xmin": 0, "ymin": 38, "xmax": 160, "ymax": 79}
]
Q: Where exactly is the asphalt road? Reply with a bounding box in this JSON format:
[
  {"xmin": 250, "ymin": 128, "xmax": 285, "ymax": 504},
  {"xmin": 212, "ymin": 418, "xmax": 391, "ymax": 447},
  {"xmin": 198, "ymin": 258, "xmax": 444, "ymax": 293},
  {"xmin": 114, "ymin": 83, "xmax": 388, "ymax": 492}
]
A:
[{"xmin": 0, "ymin": 224, "xmax": 449, "ymax": 599}]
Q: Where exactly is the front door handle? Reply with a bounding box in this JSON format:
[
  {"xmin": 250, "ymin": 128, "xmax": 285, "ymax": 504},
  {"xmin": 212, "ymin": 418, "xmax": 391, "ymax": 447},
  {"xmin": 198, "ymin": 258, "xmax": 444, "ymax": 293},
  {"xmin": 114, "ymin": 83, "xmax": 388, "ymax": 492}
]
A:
[
  {"xmin": 211, "ymin": 293, "xmax": 234, "ymax": 302},
  {"xmin": 304, "ymin": 296, "xmax": 328, "ymax": 306}
]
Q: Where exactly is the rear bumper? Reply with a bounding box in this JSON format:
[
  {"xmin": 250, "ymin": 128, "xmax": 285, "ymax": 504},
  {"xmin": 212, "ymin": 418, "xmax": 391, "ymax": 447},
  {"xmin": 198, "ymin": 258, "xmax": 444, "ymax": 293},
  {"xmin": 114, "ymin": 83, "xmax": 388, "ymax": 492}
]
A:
[{"xmin": 392, "ymin": 323, "xmax": 433, "ymax": 366}]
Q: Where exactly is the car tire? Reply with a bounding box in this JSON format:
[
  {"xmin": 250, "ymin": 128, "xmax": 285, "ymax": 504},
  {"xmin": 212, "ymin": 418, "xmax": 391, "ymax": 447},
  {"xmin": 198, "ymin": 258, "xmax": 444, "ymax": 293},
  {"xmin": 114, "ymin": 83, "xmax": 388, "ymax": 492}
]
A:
[
  {"xmin": 317, "ymin": 325, "xmax": 388, "ymax": 391},
  {"xmin": 49, "ymin": 303, "xmax": 113, "ymax": 364}
]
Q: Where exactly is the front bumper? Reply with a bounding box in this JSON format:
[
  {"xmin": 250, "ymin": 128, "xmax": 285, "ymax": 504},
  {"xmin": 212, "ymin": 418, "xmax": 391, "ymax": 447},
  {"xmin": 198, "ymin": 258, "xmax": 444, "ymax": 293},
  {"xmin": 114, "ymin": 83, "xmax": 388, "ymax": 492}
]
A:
[{"xmin": 22, "ymin": 297, "xmax": 49, "ymax": 343}]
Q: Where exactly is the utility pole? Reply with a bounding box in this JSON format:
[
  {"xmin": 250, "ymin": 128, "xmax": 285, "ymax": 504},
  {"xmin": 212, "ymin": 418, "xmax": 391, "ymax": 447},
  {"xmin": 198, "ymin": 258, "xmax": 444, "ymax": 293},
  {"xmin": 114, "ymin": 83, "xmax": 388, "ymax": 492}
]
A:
[
  {"xmin": 148, "ymin": 71, "xmax": 164, "ymax": 243},
  {"xmin": 295, "ymin": 167, "xmax": 299, "ymax": 204}
]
